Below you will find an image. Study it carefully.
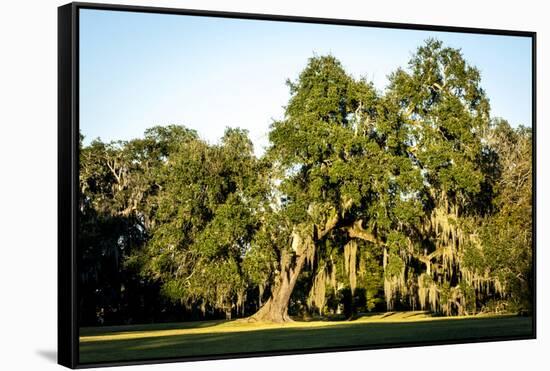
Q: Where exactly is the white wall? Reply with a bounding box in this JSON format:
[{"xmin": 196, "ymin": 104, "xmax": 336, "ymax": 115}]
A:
[{"xmin": 0, "ymin": 0, "xmax": 546, "ymax": 370}]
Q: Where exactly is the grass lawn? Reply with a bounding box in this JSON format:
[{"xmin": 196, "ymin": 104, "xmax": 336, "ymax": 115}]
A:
[{"xmin": 79, "ymin": 311, "xmax": 533, "ymax": 364}]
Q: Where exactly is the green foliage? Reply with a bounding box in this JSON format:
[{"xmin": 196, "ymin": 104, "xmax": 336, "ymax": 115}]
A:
[
  {"xmin": 139, "ymin": 128, "xmax": 271, "ymax": 314},
  {"xmin": 462, "ymin": 120, "xmax": 532, "ymax": 313}
]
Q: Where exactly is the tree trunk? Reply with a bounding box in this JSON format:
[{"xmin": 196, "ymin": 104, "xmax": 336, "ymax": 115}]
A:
[
  {"xmin": 248, "ymin": 252, "xmax": 307, "ymax": 323},
  {"xmin": 247, "ymin": 214, "xmax": 338, "ymax": 323},
  {"xmin": 247, "ymin": 233, "xmax": 311, "ymax": 323}
]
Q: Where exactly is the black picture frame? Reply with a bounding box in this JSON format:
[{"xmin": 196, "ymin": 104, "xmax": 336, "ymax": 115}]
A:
[{"xmin": 58, "ymin": 2, "xmax": 537, "ymax": 368}]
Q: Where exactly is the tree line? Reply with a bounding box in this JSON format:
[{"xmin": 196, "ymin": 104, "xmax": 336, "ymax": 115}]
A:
[{"xmin": 78, "ymin": 39, "xmax": 532, "ymax": 326}]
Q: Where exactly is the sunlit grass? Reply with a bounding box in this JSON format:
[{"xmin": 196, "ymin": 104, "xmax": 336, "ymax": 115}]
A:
[
  {"xmin": 79, "ymin": 312, "xmax": 533, "ymax": 364},
  {"xmin": 80, "ymin": 311, "xmax": 507, "ymax": 342}
]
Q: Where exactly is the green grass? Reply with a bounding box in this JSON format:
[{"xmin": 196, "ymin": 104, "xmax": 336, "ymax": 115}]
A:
[{"xmin": 79, "ymin": 312, "xmax": 533, "ymax": 364}]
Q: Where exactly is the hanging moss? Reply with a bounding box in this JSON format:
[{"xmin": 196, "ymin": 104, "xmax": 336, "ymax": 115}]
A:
[
  {"xmin": 384, "ymin": 254, "xmax": 406, "ymax": 310},
  {"xmin": 344, "ymin": 240, "xmax": 358, "ymax": 293},
  {"xmin": 307, "ymin": 265, "xmax": 328, "ymax": 315}
]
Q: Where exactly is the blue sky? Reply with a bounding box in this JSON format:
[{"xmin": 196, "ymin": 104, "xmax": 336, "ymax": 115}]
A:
[{"xmin": 80, "ymin": 9, "xmax": 532, "ymax": 155}]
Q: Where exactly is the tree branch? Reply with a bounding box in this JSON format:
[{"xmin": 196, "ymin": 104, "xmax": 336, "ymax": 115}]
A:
[{"xmin": 346, "ymin": 220, "xmax": 383, "ymax": 245}]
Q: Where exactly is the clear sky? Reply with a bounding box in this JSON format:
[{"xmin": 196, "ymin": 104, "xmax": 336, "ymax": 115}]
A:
[{"xmin": 80, "ymin": 9, "xmax": 532, "ymax": 155}]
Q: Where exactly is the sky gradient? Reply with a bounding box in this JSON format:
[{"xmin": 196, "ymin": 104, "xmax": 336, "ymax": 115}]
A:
[{"xmin": 80, "ymin": 9, "xmax": 532, "ymax": 155}]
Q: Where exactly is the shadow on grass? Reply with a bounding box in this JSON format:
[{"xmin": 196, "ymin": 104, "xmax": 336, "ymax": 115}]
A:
[
  {"xmin": 79, "ymin": 316, "xmax": 533, "ymax": 364},
  {"xmin": 80, "ymin": 319, "xmax": 235, "ymax": 337}
]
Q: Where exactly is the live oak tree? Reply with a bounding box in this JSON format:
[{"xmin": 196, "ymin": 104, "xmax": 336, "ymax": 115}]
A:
[
  {"xmin": 250, "ymin": 39, "xmax": 527, "ymax": 321},
  {"xmin": 138, "ymin": 128, "xmax": 273, "ymax": 318}
]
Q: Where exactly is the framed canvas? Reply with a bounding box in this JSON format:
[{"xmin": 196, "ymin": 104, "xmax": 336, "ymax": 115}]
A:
[{"xmin": 58, "ymin": 2, "xmax": 536, "ymax": 368}]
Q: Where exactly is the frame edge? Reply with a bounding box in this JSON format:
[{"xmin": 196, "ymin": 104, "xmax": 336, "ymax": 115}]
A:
[{"xmin": 58, "ymin": 2, "xmax": 78, "ymax": 369}]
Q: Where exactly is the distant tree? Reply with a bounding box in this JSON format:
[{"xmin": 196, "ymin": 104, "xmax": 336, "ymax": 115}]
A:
[
  {"xmin": 78, "ymin": 126, "xmax": 197, "ymax": 325},
  {"xmin": 462, "ymin": 119, "xmax": 533, "ymax": 313}
]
